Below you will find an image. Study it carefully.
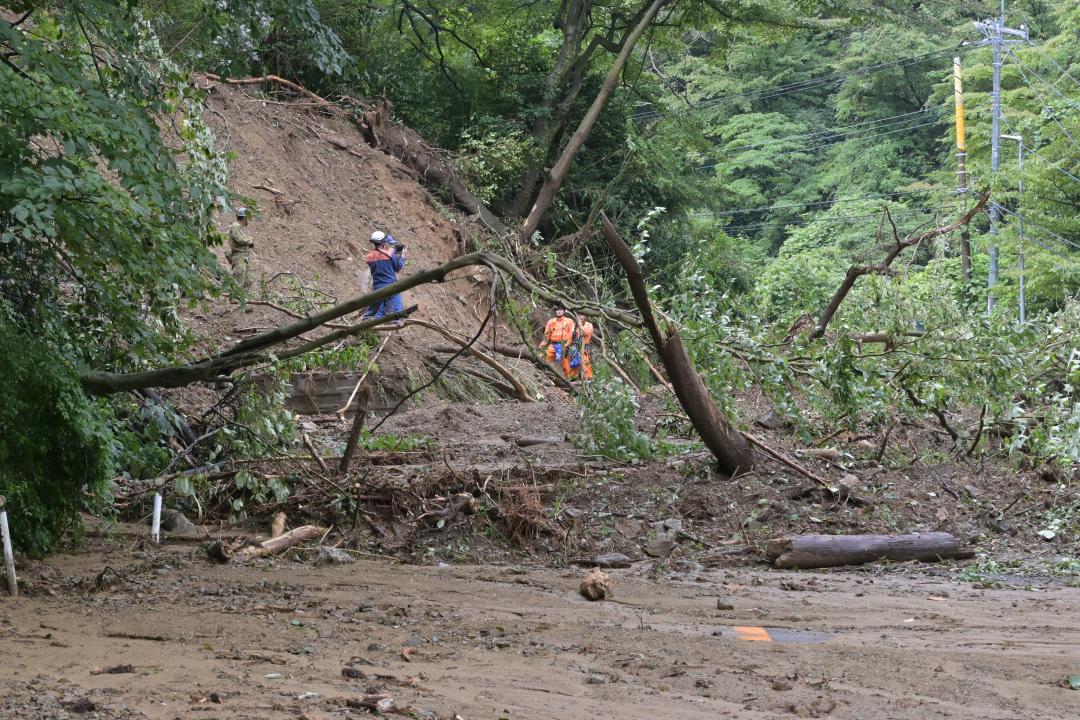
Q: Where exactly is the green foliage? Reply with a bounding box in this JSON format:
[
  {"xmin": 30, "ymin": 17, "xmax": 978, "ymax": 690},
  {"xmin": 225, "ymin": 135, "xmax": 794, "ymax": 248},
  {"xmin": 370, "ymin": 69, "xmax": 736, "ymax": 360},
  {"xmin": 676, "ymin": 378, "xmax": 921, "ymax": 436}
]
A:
[
  {"xmin": 455, "ymin": 119, "xmax": 533, "ymax": 205},
  {"xmin": 171, "ymin": 467, "xmax": 291, "ymax": 522},
  {"xmin": 229, "ymin": 373, "xmax": 297, "ymax": 458},
  {"xmin": 0, "ymin": 322, "xmax": 111, "ymax": 555},
  {"xmin": 1, "ymin": 2, "xmax": 229, "ymax": 369},
  {"xmin": 360, "ymin": 432, "xmax": 431, "ymax": 452},
  {"xmin": 577, "ymin": 369, "xmax": 651, "ymax": 460},
  {"xmin": 145, "ymin": 0, "xmax": 351, "ymax": 80}
]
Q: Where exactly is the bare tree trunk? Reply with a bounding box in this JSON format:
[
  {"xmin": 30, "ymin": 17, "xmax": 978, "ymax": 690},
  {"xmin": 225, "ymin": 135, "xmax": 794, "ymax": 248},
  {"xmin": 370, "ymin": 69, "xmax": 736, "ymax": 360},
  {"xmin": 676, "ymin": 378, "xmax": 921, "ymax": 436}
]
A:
[
  {"xmin": 600, "ymin": 213, "xmax": 753, "ymax": 476},
  {"xmin": 338, "ymin": 384, "xmax": 373, "ymax": 477},
  {"xmin": 520, "ymin": 0, "xmax": 667, "ymax": 240}
]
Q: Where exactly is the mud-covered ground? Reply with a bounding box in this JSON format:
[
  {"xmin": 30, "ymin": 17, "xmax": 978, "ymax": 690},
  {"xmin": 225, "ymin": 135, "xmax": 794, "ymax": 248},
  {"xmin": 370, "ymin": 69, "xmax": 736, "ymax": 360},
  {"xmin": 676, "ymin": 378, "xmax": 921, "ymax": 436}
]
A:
[{"xmin": 3, "ymin": 532, "xmax": 1079, "ymax": 720}]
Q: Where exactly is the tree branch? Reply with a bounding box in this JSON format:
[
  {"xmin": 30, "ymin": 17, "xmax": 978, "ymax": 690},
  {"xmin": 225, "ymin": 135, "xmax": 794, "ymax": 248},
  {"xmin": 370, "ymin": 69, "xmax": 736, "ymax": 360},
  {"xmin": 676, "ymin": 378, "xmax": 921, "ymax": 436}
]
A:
[{"xmin": 811, "ymin": 194, "xmax": 988, "ymax": 339}]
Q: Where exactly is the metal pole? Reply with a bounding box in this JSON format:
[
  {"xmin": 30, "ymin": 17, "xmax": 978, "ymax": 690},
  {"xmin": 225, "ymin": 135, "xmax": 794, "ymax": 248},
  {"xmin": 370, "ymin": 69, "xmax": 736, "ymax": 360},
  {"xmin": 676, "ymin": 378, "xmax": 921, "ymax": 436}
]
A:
[
  {"xmin": 988, "ymin": 16, "xmax": 1003, "ymax": 314},
  {"xmin": 1017, "ymin": 137, "xmax": 1025, "ymax": 323},
  {"xmin": 954, "ymin": 56, "xmax": 971, "ymax": 285},
  {"xmin": 1002, "ymin": 133, "xmax": 1025, "ymax": 322},
  {"xmin": 151, "ymin": 492, "xmax": 162, "ymax": 544}
]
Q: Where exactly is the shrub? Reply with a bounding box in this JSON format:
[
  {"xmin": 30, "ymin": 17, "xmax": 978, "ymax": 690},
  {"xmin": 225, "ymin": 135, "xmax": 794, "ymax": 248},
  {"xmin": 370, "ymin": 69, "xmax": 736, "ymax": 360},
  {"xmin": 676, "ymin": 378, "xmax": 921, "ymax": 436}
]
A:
[{"xmin": 0, "ymin": 322, "xmax": 112, "ymax": 555}]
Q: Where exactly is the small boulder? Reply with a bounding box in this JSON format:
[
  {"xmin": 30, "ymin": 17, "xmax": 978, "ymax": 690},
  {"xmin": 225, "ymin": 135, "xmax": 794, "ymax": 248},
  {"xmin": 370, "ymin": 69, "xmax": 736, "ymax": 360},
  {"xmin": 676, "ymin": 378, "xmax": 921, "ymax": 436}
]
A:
[
  {"xmin": 579, "ymin": 568, "xmax": 611, "ymax": 601},
  {"xmin": 313, "ymin": 547, "xmax": 355, "ymax": 566}
]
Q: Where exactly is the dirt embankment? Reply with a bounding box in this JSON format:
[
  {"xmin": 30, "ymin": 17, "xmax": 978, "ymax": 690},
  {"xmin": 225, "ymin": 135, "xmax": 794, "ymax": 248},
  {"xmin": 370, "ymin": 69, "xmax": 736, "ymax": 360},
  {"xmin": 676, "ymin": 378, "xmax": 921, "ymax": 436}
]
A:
[{"xmin": 190, "ymin": 82, "xmax": 538, "ymax": 408}]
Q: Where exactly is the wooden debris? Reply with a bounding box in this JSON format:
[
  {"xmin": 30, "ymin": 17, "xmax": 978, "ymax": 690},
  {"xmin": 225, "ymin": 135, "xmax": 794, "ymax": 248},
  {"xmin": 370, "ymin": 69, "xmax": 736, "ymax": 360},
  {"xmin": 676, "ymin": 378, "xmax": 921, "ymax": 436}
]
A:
[
  {"xmin": 270, "ymin": 512, "xmax": 287, "ymax": 539},
  {"xmin": 503, "ymin": 435, "xmax": 562, "ymax": 447},
  {"xmin": 302, "ymin": 433, "xmax": 329, "ymax": 474},
  {"xmin": 800, "ymin": 447, "xmax": 841, "ymax": 461},
  {"xmin": 766, "ymin": 532, "xmax": 974, "ymax": 569},
  {"xmin": 572, "ymin": 553, "xmax": 632, "ymax": 569},
  {"xmin": 346, "ymin": 694, "xmax": 394, "ymax": 713},
  {"xmin": 232, "ymin": 525, "xmax": 324, "ymax": 562}
]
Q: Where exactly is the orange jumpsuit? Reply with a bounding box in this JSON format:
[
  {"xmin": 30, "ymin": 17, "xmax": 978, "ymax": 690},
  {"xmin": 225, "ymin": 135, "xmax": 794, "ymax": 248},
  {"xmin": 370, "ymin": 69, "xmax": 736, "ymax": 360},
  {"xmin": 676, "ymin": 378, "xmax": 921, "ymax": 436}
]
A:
[
  {"xmin": 574, "ymin": 320, "xmax": 594, "ymax": 380},
  {"xmin": 541, "ymin": 315, "xmax": 575, "ymax": 376}
]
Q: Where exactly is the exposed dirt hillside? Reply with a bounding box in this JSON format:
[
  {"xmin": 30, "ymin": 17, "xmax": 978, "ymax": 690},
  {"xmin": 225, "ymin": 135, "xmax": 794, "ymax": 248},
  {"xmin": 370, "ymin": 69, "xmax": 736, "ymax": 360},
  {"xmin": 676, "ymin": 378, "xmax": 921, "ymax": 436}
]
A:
[{"xmin": 192, "ymin": 82, "xmax": 537, "ymax": 407}]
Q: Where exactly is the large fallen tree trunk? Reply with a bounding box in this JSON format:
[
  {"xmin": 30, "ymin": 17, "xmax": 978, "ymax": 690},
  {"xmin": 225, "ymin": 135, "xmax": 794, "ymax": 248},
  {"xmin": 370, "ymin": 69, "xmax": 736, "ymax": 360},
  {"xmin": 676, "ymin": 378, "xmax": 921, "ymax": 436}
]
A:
[
  {"xmin": 767, "ymin": 532, "xmax": 974, "ymax": 569},
  {"xmin": 234, "ymin": 525, "xmax": 324, "ymax": 562},
  {"xmin": 601, "ymin": 213, "xmax": 753, "ymax": 476},
  {"xmin": 79, "ymin": 252, "xmax": 639, "ymax": 394}
]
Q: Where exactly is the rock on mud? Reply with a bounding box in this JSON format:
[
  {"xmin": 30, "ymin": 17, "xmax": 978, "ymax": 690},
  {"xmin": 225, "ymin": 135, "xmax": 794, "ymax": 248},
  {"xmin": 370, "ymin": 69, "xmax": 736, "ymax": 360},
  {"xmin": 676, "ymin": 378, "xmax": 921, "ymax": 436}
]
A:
[{"xmin": 579, "ymin": 567, "xmax": 611, "ymax": 601}]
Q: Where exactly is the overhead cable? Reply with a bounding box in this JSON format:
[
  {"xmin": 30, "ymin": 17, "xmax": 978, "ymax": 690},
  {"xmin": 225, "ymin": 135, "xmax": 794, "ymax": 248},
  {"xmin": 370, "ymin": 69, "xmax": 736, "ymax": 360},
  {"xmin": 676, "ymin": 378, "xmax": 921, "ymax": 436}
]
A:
[
  {"xmin": 633, "ymin": 45, "xmax": 973, "ymax": 122},
  {"xmin": 689, "ymin": 188, "xmax": 953, "ymax": 217}
]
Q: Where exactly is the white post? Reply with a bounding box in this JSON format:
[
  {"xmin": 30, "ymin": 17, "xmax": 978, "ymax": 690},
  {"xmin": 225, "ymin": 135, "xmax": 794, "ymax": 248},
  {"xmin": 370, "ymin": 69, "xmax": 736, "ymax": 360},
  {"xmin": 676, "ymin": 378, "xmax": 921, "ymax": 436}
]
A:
[
  {"xmin": 0, "ymin": 496, "xmax": 17, "ymax": 597},
  {"xmin": 151, "ymin": 492, "xmax": 162, "ymax": 544}
]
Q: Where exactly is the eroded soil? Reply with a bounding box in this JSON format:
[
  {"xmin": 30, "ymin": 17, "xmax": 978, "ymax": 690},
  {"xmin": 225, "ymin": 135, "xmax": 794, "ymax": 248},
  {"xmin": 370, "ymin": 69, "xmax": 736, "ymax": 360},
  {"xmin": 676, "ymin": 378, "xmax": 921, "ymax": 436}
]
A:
[{"xmin": 3, "ymin": 535, "xmax": 1079, "ymax": 720}]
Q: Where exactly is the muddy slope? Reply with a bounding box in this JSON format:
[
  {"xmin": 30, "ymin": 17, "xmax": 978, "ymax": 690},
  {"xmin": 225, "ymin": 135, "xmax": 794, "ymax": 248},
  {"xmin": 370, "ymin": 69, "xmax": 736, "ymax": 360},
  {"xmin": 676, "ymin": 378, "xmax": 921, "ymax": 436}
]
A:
[{"xmin": 193, "ymin": 82, "xmax": 515, "ymax": 400}]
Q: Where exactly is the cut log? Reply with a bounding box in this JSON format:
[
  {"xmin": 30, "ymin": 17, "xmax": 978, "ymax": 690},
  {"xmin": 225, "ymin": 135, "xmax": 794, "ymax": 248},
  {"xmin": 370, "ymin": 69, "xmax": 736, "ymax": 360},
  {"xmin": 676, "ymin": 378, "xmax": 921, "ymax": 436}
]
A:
[
  {"xmin": 767, "ymin": 532, "xmax": 974, "ymax": 569},
  {"xmin": 233, "ymin": 525, "xmax": 324, "ymax": 562}
]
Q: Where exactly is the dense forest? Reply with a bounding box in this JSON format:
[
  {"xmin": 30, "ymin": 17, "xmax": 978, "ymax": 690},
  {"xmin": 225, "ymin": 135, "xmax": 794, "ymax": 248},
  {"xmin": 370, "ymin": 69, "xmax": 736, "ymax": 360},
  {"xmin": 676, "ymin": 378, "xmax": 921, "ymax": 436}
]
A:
[{"xmin": 2, "ymin": 0, "xmax": 1079, "ymax": 557}]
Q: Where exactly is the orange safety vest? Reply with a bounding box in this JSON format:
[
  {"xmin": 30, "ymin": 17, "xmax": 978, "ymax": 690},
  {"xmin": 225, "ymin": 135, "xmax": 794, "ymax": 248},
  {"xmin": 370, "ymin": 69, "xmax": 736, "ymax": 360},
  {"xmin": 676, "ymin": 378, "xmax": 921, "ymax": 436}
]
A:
[
  {"xmin": 576, "ymin": 321, "xmax": 593, "ymax": 346},
  {"xmin": 543, "ymin": 316, "xmax": 575, "ymax": 344}
]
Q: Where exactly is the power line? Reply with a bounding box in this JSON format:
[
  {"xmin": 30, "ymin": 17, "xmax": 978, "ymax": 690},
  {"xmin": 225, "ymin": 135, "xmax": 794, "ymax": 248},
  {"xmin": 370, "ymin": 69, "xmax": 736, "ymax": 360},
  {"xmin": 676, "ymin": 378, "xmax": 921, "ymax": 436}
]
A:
[
  {"xmin": 1003, "ymin": 48, "xmax": 1080, "ymax": 153},
  {"xmin": 632, "ymin": 45, "xmax": 973, "ymax": 122},
  {"xmin": 1025, "ymin": 234, "xmax": 1080, "ymax": 262},
  {"xmin": 1033, "ymin": 47, "xmax": 1080, "ymax": 96},
  {"xmin": 994, "ymin": 202, "xmax": 1080, "ymax": 249},
  {"xmin": 721, "ymin": 107, "xmax": 946, "ymax": 154},
  {"xmin": 698, "ymin": 115, "xmax": 950, "ymax": 171},
  {"xmin": 1000, "ymin": 112, "xmax": 1080, "ymax": 186},
  {"xmin": 719, "ymin": 203, "xmax": 962, "ymax": 234},
  {"xmin": 689, "ymin": 188, "xmax": 952, "ymax": 218},
  {"xmin": 1008, "ymin": 47, "xmax": 1080, "ymax": 113}
]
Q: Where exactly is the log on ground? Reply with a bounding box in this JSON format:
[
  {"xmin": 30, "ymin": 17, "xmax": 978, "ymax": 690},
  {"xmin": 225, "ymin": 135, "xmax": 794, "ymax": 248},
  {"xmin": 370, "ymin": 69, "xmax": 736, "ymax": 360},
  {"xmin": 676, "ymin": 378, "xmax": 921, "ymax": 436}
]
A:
[
  {"xmin": 767, "ymin": 532, "xmax": 974, "ymax": 569},
  {"xmin": 233, "ymin": 525, "xmax": 324, "ymax": 562}
]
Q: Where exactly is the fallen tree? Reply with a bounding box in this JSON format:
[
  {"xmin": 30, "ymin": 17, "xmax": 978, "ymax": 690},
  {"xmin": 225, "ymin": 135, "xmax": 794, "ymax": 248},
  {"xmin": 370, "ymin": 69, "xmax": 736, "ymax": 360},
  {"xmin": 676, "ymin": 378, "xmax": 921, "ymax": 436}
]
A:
[
  {"xmin": 402, "ymin": 319, "xmax": 532, "ymax": 402},
  {"xmin": 79, "ymin": 252, "xmax": 639, "ymax": 395},
  {"xmin": 601, "ymin": 212, "xmax": 753, "ymax": 476},
  {"xmin": 767, "ymin": 532, "xmax": 974, "ymax": 569}
]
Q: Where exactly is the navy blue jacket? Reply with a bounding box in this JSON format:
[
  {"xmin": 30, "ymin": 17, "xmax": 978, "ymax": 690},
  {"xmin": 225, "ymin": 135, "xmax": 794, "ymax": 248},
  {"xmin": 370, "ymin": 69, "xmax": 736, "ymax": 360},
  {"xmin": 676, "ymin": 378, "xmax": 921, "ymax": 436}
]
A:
[{"xmin": 366, "ymin": 248, "xmax": 405, "ymax": 289}]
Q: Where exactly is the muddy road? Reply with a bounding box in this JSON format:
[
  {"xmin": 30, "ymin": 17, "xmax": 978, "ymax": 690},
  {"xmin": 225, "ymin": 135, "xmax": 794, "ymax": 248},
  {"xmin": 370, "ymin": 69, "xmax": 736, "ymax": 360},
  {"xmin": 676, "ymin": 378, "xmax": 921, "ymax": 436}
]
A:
[{"xmin": 3, "ymin": 540, "xmax": 1078, "ymax": 720}]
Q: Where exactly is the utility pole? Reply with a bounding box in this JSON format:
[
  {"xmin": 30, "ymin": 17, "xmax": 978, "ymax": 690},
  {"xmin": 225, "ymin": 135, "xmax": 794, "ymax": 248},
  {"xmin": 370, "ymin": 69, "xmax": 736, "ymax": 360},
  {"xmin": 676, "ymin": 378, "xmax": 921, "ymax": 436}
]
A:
[
  {"xmin": 1003, "ymin": 133, "xmax": 1026, "ymax": 323},
  {"xmin": 975, "ymin": 4, "xmax": 1028, "ymax": 314},
  {"xmin": 953, "ymin": 56, "xmax": 971, "ymax": 285}
]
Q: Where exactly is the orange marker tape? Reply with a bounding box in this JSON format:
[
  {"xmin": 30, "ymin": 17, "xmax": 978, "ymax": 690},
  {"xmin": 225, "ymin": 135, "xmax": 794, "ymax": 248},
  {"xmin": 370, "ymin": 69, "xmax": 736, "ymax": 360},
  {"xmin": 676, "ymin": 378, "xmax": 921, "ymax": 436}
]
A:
[{"xmin": 734, "ymin": 626, "xmax": 772, "ymax": 642}]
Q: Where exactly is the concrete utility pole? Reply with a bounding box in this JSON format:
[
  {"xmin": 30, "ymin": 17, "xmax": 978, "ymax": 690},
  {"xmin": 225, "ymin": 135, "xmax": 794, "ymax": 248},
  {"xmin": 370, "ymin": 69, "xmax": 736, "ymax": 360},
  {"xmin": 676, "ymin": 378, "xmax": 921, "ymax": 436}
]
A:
[
  {"xmin": 975, "ymin": 3, "xmax": 1028, "ymax": 314},
  {"xmin": 1002, "ymin": 133, "xmax": 1026, "ymax": 323},
  {"xmin": 953, "ymin": 56, "xmax": 971, "ymax": 285}
]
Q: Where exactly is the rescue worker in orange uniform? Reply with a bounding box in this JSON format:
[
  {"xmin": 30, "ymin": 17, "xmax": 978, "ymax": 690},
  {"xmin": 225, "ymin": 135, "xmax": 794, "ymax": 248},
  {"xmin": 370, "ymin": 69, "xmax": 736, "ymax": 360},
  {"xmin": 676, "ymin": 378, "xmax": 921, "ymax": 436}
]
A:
[
  {"xmin": 570, "ymin": 313, "xmax": 594, "ymax": 381},
  {"xmin": 540, "ymin": 305, "xmax": 575, "ymax": 377}
]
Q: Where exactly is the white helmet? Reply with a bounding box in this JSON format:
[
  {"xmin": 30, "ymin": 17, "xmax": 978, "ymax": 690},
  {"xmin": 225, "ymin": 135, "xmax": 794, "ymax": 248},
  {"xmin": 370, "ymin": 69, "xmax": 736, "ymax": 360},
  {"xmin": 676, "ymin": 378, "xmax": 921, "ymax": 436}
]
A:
[{"xmin": 370, "ymin": 230, "xmax": 387, "ymax": 244}]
